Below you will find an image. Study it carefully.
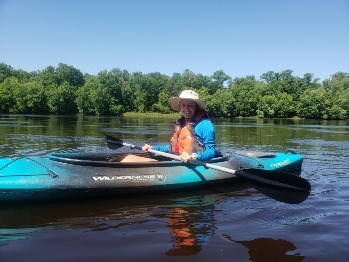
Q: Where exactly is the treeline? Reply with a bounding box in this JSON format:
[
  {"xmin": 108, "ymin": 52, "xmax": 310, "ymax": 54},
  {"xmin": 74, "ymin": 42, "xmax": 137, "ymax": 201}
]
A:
[{"xmin": 0, "ymin": 62, "xmax": 348, "ymax": 119}]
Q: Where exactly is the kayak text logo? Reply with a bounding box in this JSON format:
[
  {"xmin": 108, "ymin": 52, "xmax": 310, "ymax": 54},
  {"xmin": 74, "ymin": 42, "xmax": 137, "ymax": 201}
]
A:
[
  {"xmin": 92, "ymin": 173, "xmax": 166, "ymax": 182},
  {"xmin": 270, "ymin": 159, "xmax": 291, "ymax": 168}
]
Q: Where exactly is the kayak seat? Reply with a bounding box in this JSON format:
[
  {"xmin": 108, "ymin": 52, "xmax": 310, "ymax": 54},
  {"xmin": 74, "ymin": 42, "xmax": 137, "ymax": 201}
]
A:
[{"xmin": 120, "ymin": 154, "xmax": 158, "ymax": 162}]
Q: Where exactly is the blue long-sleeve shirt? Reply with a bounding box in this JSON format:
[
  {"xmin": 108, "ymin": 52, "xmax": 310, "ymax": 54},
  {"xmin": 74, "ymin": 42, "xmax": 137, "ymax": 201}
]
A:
[{"xmin": 152, "ymin": 118, "xmax": 216, "ymax": 162}]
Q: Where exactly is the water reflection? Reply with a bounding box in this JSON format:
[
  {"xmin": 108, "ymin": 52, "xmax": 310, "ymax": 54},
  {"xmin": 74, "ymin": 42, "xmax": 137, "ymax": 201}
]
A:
[
  {"xmin": 164, "ymin": 196, "xmax": 216, "ymax": 256},
  {"xmin": 1, "ymin": 115, "xmax": 348, "ymax": 157},
  {"xmin": 0, "ymin": 185, "xmax": 306, "ymax": 259},
  {"xmin": 166, "ymin": 207, "xmax": 202, "ymax": 255},
  {"xmin": 0, "ymin": 187, "xmax": 237, "ymax": 257},
  {"xmin": 222, "ymin": 234, "xmax": 304, "ymax": 261}
]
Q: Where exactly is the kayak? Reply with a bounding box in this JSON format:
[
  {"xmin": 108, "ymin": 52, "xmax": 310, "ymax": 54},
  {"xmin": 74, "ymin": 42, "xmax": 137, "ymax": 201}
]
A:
[{"xmin": 0, "ymin": 150, "xmax": 303, "ymax": 202}]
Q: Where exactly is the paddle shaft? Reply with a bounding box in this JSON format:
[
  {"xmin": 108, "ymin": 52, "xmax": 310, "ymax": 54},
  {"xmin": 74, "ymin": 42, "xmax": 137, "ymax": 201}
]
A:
[
  {"xmin": 105, "ymin": 134, "xmax": 311, "ymax": 194},
  {"xmin": 123, "ymin": 142, "xmax": 236, "ymax": 171},
  {"xmin": 105, "ymin": 134, "xmax": 312, "ymax": 203},
  {"xmin": 122, "ymin": 141, "xmax": 305, "ymax": 191}
]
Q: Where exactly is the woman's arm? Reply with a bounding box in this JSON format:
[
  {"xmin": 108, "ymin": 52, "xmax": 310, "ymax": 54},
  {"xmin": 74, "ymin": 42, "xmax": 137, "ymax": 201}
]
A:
[{"xmin": 194, "ymin": 119, "xmax": 216, "ymax": 162}]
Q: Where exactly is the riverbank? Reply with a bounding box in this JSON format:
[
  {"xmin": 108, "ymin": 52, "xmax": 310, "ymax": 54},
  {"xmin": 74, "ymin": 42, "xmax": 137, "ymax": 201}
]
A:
[
  {"xmin": 122, "ymin": 112, "xmax": 180, "ymax": 119},
  {"xmin": 122, "ymin": 112, "xmax": 306, "ymax": 121}
]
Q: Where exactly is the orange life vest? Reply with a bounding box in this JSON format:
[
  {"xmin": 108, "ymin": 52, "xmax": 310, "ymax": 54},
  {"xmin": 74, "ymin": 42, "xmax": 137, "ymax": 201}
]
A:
[{"xmin": 170, "ymin": 110, "xmax": 208, "ymax": 154}]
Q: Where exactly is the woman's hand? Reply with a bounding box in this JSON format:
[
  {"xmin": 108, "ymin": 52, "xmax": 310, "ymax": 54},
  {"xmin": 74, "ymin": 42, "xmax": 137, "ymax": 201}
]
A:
[
  {"xmin": 180, "ymin": 152, "xmax": 197, "ymax": 163},
  {"xmin": 142, "ymin": 144, "xmax": 152, "ymax": 152}
]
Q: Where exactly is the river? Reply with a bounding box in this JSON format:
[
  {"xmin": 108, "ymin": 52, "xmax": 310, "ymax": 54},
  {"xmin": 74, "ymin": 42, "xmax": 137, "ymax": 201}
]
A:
[{"xmin": 0, "ymin": 115, "xmax": 348, "ymax": 261}]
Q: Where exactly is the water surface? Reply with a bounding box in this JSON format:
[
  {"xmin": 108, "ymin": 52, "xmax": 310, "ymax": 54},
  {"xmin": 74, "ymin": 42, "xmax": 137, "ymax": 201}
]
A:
[{"xmin": 0, "ymin": 115, "xmax": 348, "ymax": 261}]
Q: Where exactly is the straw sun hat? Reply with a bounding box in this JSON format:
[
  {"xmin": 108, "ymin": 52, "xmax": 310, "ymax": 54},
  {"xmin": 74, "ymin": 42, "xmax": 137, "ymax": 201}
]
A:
[{"xmin": 168, "ymin": 90, "xmax": 206, "ymax": 111}]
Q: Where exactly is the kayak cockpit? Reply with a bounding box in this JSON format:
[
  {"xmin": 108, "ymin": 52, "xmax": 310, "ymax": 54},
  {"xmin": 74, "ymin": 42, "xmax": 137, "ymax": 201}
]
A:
[{"xmin": 47, "ymin": 152, "xmax": 229, "ymax": 167}]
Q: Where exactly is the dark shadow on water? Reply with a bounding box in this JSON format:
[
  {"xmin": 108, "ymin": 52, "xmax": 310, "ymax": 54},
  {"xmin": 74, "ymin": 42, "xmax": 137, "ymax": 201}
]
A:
[
  {"xmin": 222, "ymin": 234, "xmax": 305, "ymax": 261},
  {"xmin": 250, "ymin": 182, "xmax": 311, "ymax": 204},
  {"xmin": 0, "ymin": 185, "xmax": 243, "ymax": 252},
  {"xmin": 0, "ymin": 183, "xmax": 306, "ymax": 259}
]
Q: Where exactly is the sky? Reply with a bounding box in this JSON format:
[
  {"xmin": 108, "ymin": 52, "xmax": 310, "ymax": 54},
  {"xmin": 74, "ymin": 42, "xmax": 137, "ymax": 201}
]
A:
[{"xmin": 0, "ymin": 0, "xmax": 348, "ymax": 81}]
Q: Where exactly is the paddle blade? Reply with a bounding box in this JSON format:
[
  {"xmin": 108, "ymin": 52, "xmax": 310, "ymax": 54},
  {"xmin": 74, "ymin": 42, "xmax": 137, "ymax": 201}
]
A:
[
  {"xmin": 236, "ymin": 169, "xmax": 311, "ymax": 204},
  {"xmin": 105, "ymin": 134, "xmax": 124, "ymax": 149},
  {"xmin": 236, "ymin": 169, "xmax": 311, "ymax": 192}
]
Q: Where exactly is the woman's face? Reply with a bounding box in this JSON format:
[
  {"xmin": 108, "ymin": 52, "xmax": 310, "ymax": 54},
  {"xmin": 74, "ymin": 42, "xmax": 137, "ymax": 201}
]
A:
[{"xmin": 179, "ymin": 99, "xmax": 198, "ymax": 119}]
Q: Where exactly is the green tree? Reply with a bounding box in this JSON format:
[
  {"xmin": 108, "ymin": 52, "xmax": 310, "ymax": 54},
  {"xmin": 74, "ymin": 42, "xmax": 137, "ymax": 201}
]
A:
[
  {"xmin": 39, "ymin": 66, "xmax": 58, "ymax": 86},
  {"xmin": 76, "ymin": 76, "xmax": 96, "ymax": 115},
  {"xmin": 211, "ymin": 70, "xmax": 232, "ymax": 88},
  {"xmin": 0, "ymin": 63, "xmax": 14, "ymax": 83},
  {"xmin": 178, "ymin": 70, "xmax": 212, "ymax": 91},
  {"xmin": 128, "ymin": 72, "xmax": 145, "ymax": 112},
  {"xmin": 92, "ymin": 86, "xmax": 120, "ymax": 115},
  {"xmin": 97, "ymin": 68, "xmax": 130, "ymax": 107},
  {"xmin": 297, "ymin": 87, "xmax": 331, "ymax": 119},
  {"xmin": 203, "ymin": 88, "xmax": 235, "ymax": 117},
  {"xmin": 228, "ymin": 76, "xmax": 263, "ymax": 116},
  {"xmin": 46, "ymin": 82, "xmax": 77, "ymax": 114},
  {"xmin": 328, "ymin": 105, "xmax": 347, "ymax": 119},
  {"xmin": 323, "ymin": 72, "xmax": 349, "ymax": 93},
  {"xmin": 336, "ymin": 90, "xmax": 349, "ymax": 118},
  {"xmin": 152, "ymin": 91, "xmax": 172, "ymax": 113},
  {"xmin": 56, "ymin": 63, "xmax": 85, "ymax": 87},
  {"xmin": 275, "ymin": 93, "xmax": 296, "ymax": 118},
  {"xmin": 12, "ymin": 80, "xmax": 47, "ymax": 113},
  {"xmin": 167, "ymin": 73, "xmax": 183, "ymax": 97},
  {"xmin": 257, "ymin": 95, "xmax": 278, "ymax": 118},
  {"xmin": 261, "ymin": 70, "xmax": 317, "ymax": 102},
  {"xmin": 130, "ymin": 72, "xmax": 169, "ymax": 112},
  {"xmin": 261, "ymin": 71, "xmax": 279, "ymax": 84},
  {"xmin": 76, "ymin": 76, "xmax": 122, "ymax": 116},
  {"xmin": 323, "ymin": 72, "xmax": 349, "ymax": 119},
  {"xmin": 1, "ymin": 62, "xmax": 349, "ymax": 119},
  {"xmin": 0, "ymin": 76, "xmax": 17, "ymax": 113}
]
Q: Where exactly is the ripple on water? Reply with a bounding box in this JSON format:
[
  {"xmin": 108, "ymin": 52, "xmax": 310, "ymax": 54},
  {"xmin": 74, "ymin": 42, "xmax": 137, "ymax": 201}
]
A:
[{"xmin": 215, "ymin": 188, "xmax": 314, "ymax": 229}]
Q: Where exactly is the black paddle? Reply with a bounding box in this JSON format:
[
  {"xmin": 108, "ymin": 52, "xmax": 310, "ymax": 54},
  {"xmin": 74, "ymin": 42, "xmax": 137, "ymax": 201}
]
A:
[{"xmin": 105, "ymin": 134, "xmax": 311, "ymax": 204}]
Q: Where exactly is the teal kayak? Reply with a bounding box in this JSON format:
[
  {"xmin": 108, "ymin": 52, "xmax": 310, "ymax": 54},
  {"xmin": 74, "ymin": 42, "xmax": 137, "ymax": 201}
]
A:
[{"xmin": 0, "ymin": 151, "xmax": 303, "ymax": 202}]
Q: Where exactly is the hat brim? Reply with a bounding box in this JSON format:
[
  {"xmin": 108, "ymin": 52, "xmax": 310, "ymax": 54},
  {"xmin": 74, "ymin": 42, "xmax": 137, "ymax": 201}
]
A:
[{"xmin": 169, "ymin": 97, "xmax": 206, "ymax": 111}]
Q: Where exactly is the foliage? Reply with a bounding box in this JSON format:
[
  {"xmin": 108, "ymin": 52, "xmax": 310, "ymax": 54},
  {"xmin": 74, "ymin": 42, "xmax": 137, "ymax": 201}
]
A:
[
  {"xmin": 13, "ymin": 80, "xmax": 47, "ymax": 114},
  {"xmin": 297, "ymin": 87, "xmax": 330, "ymax": 119},
  {"xmin": 152, "ymin": 91, "xmax": 172, "ymax": 113},
  {"xmin": 46, "ymin": 82, "xmax": 77, "ymax": 114},
  {"xmin": 0, "ymin": 62, "xmax": 348, "ymax": 119},
  {"xmin": 0, "ymin": 76, "xmax": 17, "ymax": 113}
]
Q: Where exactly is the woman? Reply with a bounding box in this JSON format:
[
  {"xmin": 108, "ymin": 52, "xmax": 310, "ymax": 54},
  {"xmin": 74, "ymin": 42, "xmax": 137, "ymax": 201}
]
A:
[{"xmin": 142, "ymin": 90, "xmax": 217, "ymax": 163}]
